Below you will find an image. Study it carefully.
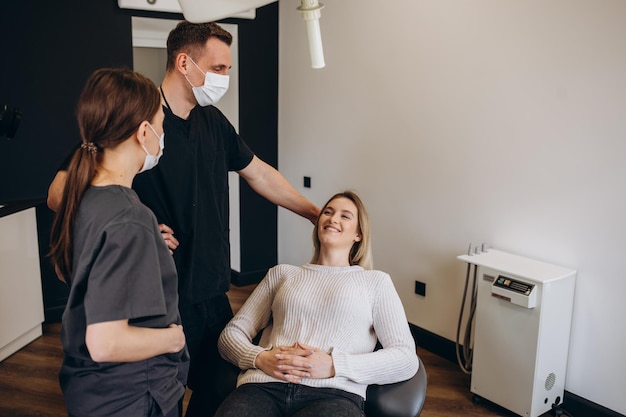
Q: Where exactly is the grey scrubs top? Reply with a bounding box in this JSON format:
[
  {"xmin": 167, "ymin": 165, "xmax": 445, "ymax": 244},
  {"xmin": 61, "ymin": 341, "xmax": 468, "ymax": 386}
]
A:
[{"xmin": 59, "ymin": 185, "xmax": 188, "ymax": 417}]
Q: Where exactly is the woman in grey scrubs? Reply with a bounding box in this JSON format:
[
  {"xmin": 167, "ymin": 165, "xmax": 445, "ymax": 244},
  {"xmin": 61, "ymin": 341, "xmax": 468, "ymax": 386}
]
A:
[{"xmin": 49, "ymin": 68, "xmax": 189, "ymax": 417}]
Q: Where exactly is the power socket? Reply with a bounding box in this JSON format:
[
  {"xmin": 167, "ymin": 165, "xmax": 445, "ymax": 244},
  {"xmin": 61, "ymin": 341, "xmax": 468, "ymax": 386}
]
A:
[{"xmin": 414, "ymin": 280, "xmax": 426, "ymax": 297}]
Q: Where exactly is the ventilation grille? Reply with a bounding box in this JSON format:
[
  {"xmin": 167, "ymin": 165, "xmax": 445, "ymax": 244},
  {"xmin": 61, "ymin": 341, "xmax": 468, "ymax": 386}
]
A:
[{"xmin": 545, "ymin": 372, "xmax": 556, "ymax": 391}]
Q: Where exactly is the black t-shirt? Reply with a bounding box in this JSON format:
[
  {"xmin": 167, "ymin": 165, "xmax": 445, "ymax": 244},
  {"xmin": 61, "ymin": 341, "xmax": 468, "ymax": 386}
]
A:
[
  {"xmin": 132, "ymin": 104, "xmax": 254, "ymax": 305},
  {"xmin": 57, "ymin": 105, "xmax": 255, "ymax": 305},
  {"xmin": 60, "ymin": 185, "xmax": 188, "ymax": 416}
]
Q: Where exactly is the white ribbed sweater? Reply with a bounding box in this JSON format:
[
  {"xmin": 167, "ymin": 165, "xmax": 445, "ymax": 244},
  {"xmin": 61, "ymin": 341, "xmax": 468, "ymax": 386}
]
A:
[{"xmin": 218, "ymin": 264, "xmax": 419, "ymax": 399}]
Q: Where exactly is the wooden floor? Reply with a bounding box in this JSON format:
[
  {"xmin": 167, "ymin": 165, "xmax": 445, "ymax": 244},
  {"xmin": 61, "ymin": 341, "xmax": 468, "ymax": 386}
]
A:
[{"xmin": 0, "ymin": 283, "xmax": 550, "ymax": 417}]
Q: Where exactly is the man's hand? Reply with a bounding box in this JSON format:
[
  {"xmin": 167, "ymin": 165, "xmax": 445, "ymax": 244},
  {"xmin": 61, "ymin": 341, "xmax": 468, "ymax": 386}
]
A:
[{"xmin": 159, "ymin": 224, "xmax": 179, "ymax": 254}]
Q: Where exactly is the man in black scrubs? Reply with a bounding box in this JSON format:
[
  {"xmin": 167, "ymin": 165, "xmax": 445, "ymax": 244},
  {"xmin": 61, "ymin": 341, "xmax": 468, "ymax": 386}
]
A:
[{"xmin": 48, "ymin": 21, "xmax": 320, "ymax": 416}]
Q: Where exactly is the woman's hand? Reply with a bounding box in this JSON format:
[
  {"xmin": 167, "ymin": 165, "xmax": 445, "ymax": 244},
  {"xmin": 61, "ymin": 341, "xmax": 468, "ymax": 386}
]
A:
[
  {"xmin": 255, "ymin": 346, "xmax": 311, "ymax": 383},
  {"xmin": 167, "ymin": 323, "xmax": 186, "ymax": 354},
  {"xmin": 255, "ymin": 342, "xmax": 335, "ymax": 382},
  {"xmin": 284, "ymin": 342, "xmax": 335, "ymax": 379}
]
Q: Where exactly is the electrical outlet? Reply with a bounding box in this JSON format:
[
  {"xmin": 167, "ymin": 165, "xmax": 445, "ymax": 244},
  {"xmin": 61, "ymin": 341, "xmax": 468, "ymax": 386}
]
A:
[
  {"xmin": 304, "ymin": 176, "xmax": 311, "ymax": 188},
  {"xmin": 414, "ymin": 280, "xmax": 426, "ymax": 296}
]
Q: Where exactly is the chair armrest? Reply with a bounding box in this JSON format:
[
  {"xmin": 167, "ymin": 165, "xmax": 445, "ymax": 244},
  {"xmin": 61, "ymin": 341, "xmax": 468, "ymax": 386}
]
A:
[{"xmin": 364, "ymin": 357, "xmax": 427, "ymax": 417}]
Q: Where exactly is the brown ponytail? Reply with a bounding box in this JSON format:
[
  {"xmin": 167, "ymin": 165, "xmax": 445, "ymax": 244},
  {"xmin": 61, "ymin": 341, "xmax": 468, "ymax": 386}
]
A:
[{"xmin": 49, "ymin": 68, "xmax": 160, "ymax": 282}]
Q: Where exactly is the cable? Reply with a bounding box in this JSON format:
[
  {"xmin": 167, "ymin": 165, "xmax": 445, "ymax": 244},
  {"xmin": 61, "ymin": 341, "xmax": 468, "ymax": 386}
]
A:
[
  {"xmin": 551, "ymin": 402, "xmax": 575, "ymax": 417},
  {"xmin": 456, "ymin": 259, "xmax": 478, "ymax": 374},
  {"xmin": 465, "ymin": 264, "xmax": 478, "ymax": 362}
]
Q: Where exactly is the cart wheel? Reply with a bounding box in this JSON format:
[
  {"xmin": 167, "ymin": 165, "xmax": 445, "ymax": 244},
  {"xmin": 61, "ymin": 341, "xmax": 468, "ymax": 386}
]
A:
[{"xmin": 472, "ymin": 394, "xmax": 482, "ymax": 405}]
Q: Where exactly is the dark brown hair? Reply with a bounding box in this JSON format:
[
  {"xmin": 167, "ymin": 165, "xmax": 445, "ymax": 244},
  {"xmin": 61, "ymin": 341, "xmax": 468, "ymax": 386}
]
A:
[
  {"xmin": 49, "ymin": 68, "xmax": 160, "ymax": 281},
  {"xmin": 166, "ymin": 21, "xmax": 233, "ymax": 71}
]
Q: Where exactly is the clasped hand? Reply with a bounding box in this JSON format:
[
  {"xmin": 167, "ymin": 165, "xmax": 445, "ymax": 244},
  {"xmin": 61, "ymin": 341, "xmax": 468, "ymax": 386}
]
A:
[{"xmin": 256, "ymin": 342, "xmax": 335, "ymax": 383}]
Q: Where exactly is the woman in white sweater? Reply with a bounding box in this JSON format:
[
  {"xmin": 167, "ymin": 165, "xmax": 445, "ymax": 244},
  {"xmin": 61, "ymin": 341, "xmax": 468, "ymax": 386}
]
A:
[{"xmin": 216, "ymin": 191, "xmax": 419, "ymax": 417}]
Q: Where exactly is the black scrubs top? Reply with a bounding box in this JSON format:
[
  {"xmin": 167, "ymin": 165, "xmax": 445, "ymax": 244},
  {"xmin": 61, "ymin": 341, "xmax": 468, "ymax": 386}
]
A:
[
  {"xmin": 132, "ymin": 104, "xmax": 254, "ymax": 305},
  {"xmin": 60, "ymin": 185, "xmax": 188, "ymax": 416}
]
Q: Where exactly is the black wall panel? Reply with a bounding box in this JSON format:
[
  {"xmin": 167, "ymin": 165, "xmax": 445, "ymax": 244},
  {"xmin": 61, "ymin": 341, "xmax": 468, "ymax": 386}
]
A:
[
  {"xmin": 227, "ymin": 3, "xmax": 279, "ymax": 285},
  {"xmin": 0, "ymin": 1, "xmax": 280, "ymax": 318},
  {"xmin": 0, "ymin": 0, "xmax": 134, "ymax": 201}
]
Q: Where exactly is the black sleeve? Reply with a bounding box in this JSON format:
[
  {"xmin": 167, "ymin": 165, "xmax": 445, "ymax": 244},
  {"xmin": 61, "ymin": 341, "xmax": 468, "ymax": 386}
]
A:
[
  {"xmin": 228, "ymin": 130, "xmax": 255, "ymax": 172},
  {"xmin": 208, "ymin": 106, "xmax": 254, "ymax": 171}
]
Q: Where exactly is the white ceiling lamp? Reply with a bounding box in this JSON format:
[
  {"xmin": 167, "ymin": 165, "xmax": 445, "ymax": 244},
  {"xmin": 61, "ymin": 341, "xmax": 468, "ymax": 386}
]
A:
[
  {"xmin": 118, "ymin": 0, "xmax": 325, "ymax": 69},
  {"xmin": 117, "ymin": 0, "xmax": 256, "ymax": 19},
  {"xmin": 177, "ymin": 0, "xmax": 326, "ymax": 69},
  {"xmin": 177, "ymin": 0, "xmax": 272, "ymax": 22}
]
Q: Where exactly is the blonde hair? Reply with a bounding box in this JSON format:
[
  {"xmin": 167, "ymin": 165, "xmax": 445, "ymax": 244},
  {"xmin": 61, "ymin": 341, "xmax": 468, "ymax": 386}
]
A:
[{"xmin": 311, "ymin": 191, "xmax": 373, "ymax": 270}]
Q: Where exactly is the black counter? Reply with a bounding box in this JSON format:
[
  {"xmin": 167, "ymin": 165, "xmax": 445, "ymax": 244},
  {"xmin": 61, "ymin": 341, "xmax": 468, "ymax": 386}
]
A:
[{"xmin": 0, "ymin": 199, "xmax": 46, "ymax": 218}]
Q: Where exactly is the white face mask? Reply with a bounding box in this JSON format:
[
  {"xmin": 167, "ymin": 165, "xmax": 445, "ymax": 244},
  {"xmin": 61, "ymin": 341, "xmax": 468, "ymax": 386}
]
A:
[
  {"xmin": 185, "ymin": 57, "xmax": 229, "ymax": 106},
  {"xmin": 139, "ymin": 124, "xmax": 165, "ymax": 173}
]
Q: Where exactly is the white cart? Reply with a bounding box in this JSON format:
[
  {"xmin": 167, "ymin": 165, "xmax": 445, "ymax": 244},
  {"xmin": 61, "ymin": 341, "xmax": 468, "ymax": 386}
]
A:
[{"xmin": 458, "ymin": 249, "xmax": 576, "ymax": 417}]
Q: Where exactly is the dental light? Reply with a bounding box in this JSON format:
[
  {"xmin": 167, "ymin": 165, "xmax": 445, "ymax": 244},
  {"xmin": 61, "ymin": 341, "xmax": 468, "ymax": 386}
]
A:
[
  {"xmin": 176, "ymin": 0, "xmax": 273, "ymax": 21},
  {"xmin": 297, "ymin": 0, "xmax": 325, "ymax": 68},
  {"xmin": 177, "ymin": 0, "xmax": 326, "ymax": 69}
]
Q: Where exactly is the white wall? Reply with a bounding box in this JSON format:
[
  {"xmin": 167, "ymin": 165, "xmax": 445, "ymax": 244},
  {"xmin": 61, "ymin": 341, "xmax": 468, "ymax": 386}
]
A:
[{"xmin": 277, "ymin": 0, "xmax": 626, "ymax": 414}]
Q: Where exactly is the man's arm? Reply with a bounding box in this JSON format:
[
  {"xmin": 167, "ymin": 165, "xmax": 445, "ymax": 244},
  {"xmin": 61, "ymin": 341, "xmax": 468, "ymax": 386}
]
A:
[
  {"xmin": 237, "ymin": 156, "xmax": 320, "ymax": 223},
  {"xmin": 47, "ymin": 170, "xmax": 67, "ymax": 212}
]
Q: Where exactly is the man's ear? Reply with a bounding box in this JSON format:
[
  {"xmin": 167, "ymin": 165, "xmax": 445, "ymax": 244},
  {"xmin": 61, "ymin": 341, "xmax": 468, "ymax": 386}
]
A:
[{"xmin": 176, "ymin": 53, "xmax": 190, "ymax": 75}]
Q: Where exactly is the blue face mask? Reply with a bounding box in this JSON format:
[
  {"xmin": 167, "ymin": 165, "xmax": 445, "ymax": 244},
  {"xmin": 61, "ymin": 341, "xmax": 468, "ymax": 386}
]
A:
[{"xmin": 139, "ymin": 124, "xmax": 165, "ymax": 173}]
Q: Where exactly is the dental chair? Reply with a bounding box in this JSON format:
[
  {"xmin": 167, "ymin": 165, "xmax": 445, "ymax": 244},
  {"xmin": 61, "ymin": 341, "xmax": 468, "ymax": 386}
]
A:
[{"xmin": 215, "ymin": 355, "xmax": 427, "ymax": 417}]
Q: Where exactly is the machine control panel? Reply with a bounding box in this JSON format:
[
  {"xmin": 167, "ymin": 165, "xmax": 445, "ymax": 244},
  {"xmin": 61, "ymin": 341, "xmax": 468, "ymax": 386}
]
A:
[
  {"xmin": 491, "ymin": 275, "xmax": 537, "ymax": 308},
  {"xmin": 494, "ymin": 275, "xmax": 535, "ymax": 295}
]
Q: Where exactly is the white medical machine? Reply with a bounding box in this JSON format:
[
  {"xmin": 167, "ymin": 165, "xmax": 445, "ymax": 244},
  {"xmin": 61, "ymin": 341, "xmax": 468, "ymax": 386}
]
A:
[{"xmin": 457, "ymin": 249, "xmax": 576, "ymax": 417}]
